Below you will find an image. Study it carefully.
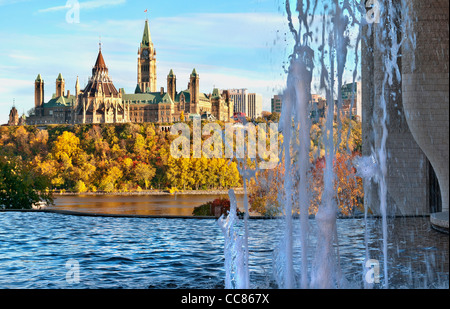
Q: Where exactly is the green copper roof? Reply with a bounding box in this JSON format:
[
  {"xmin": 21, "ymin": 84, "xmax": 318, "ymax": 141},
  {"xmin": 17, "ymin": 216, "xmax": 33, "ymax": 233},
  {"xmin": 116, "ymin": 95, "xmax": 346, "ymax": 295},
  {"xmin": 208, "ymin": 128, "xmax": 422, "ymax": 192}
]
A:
[
  {"xmin": 56, "ymin": 73, "xmax": 64, "ymax": 81},
  {"xmin": 123, "ymin": 92, "xmax": 174, "ymax": 105},
  {"xmin": 141, "ymin": 19, "xmax": 152, "ymax": 47},
  {"xmin": 191, "ymin": 68, "xmax": 198, "ymax": 76},
  {"xmin": 212, "ymin": 88, "xmax": 221, "ymax": 98},
  {"xmin": 35, "ymin": 74, "xmax": 43, "ymax": 82},
  {"xmin": 168, "ymin": 69, "xmax": 175, "ymax": 77},
  {"xmin": 135, "ymin": 84, "xmax": 142, "ymax": 94},
  {"xmin": 175, "ymin": 90, "xmax": 190, "ymax": 103},
  {"xmin": 43, "ymin": 95, "xmax": 76, "ymax": 108}
]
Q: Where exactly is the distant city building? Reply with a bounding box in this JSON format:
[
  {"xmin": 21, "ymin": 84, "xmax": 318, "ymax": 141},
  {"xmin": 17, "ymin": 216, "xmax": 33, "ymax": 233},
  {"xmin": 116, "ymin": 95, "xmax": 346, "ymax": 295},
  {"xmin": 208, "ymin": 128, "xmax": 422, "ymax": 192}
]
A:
[
  {"xmin": 310, "ymin": 94, "xmax": 326, "ymax": 120},
  {"xmin": 271, "ymin": 94, "xmax": 282, "ymax": 114},
  {"xmin": 271, "ymin": 89, "xmax": 362, "ymax": 121},
  {"xmin": 271, "ymin": 93, "xmax": 326, "ymax": 121},
  {"xmin": 228, "ymin": 89, "xmax": 262, "ymax": 119},
  {"xmin": 248, "ymin": 93, "xmax": 262, "ymax": 119},
  {"xmin": 340, "ymin": 82, "xmax": 362, "ymax": 119},
  {"xmin": 25, "ymin": 19, "xmax": 234, "ymax": 126},
  {"xmin": 229, "ymin": 89, "xmax": 247, "ymax": 116}
]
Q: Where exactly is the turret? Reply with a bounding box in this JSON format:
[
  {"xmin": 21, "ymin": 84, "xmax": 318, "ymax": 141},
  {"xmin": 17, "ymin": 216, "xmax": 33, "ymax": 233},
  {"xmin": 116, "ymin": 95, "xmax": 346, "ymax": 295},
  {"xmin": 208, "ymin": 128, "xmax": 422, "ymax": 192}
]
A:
[
  {"xmin": 190, "ymin": 68, "xmax": 199, "ymax": 107},
  {"xmin": 56, "ymin": 73, "xmax": 65, "ymax": 97},
  {"xmin": 35, "ymin": 74, "xmax": 44, "ymax": 108},
  {"xmin": 75, "ymin": 76, "xmax": 80, "ymax": 95},
  {"xmin": 167, "ymin": 69, "xmax": 176, "ymax": 101}
]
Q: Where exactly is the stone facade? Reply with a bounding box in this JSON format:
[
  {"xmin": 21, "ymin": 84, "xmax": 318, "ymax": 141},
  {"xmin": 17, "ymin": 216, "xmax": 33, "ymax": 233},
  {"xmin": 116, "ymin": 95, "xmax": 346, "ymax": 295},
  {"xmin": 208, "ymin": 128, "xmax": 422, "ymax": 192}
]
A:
[
  {"xmin": 25, "ymin": 19, "xmax": 234, "ymax": 126},
  {"xmin": 401, "ymin": 0, "xmax": 449, "ymax": 213},
  {"xmin": 362, "ymin": 0, "xmax": 449, "ymax": 215},
  {"xmin": 76, "ymin": 49, "xmax": 126, "ymax": 124},
  {"xmin": 137, "ymin": 19, "xmax": 157, "ymax": 93},
  {"xmin": 7, "ymin": 106, "xmax": 25, "ymax": 126}
]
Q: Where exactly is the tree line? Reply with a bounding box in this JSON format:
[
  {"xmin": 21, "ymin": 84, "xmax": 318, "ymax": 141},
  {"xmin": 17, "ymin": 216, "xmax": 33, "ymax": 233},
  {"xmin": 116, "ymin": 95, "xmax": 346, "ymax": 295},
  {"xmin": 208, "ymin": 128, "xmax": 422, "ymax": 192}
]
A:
[
  {"xmin": 1, "ymin": 116, "xmax": 362, "ymax": 216},
  {"xmin": 0, "ymin": 122, "xmax": 242, "ymax": 195}
]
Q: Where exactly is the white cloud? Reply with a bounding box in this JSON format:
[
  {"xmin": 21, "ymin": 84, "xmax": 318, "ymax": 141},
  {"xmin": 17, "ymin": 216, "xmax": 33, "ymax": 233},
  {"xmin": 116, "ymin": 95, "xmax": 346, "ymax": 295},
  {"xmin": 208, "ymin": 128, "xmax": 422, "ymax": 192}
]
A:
[
  {"xmin": 0, "ymin": 78, "xmax": 32, "ymax": 94},
  {"xmin": 37, "ymin": 5, "xmax": 67, "ymax": 13},
  {"xmin": 0, "ymin": 78, "xmax": 34, "ymax": 124},
  {"xmin": 152, "ymin": 12, "xmax": 288, "ymax": 50},
  {"xmin": 38, "ymin": 0, "xmax": 126, "ymax": 13},
  {"xmin": 0, "ymin": 0, "xmax": 30, "ymax": 6},
  {"xmin": 8, "ymin": 52, "xmax": 37, "ymax": 61}
]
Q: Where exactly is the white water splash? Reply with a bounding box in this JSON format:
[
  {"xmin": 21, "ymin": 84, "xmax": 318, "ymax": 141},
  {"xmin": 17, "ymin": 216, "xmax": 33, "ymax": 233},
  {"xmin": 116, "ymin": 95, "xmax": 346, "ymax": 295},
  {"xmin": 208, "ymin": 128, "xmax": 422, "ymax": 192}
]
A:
[
  {"xmin": 354, "ymin": 155, "xmax": 380, "ymax": 181},
  {"xmin": 217, "ymin": 189, "xmax": 249, "ymax": 289},
  {"xmin": 219, "ymin": 0, "xmax": 417, "ymax": 290}
]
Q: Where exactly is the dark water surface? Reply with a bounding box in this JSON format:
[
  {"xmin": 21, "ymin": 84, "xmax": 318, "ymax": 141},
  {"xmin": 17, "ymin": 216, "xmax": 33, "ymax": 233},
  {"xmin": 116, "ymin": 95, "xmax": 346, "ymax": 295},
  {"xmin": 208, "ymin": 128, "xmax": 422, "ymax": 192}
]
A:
[{"xmin": 0, "ymin": 212, "xmax": 447, "ymax": 289}]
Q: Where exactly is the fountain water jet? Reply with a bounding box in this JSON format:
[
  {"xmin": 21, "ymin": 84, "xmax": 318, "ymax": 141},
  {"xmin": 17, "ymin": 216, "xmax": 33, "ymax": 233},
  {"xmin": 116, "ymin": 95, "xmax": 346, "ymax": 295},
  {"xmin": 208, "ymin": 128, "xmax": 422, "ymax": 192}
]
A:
[{"xmin": 219, "ymin": 0, "xmax": 425, "ymax": 289}]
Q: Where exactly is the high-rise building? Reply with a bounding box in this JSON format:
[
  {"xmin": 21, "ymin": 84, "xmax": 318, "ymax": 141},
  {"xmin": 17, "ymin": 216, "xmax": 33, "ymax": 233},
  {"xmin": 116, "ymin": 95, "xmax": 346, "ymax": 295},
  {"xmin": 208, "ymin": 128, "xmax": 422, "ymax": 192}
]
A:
[
  {"xmin": 341, "ymin": 82, "xmax": 361, "ymax": 119},
  {"xmin": 248, "ymin": 93, "xmax": 262, "ymax": 119},
  {"xmin": 271, "ymin": 94, "xmax": 282, "ymax": 114},
  {"xmin": 271, "ymin": 93, "xmax": 326, "ymax": 120},
  {"xmin": 229, "ymin": 89, "xmax": 248, "ymax": 116},
  {"xmin": 228, "ymin": 88, "xmax": 262, "ymax": 119}
]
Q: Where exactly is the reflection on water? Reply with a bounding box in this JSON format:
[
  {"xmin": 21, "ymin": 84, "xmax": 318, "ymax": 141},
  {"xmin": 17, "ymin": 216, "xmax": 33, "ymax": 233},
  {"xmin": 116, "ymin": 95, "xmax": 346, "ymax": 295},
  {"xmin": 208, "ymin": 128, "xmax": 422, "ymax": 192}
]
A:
[
  {"xmin": 0, "ymin": 213, "xmax": 447, "ymax": 289},
  {"xmin": 50, "ymin": 194, "xmax": 245, "ymax": 216}
]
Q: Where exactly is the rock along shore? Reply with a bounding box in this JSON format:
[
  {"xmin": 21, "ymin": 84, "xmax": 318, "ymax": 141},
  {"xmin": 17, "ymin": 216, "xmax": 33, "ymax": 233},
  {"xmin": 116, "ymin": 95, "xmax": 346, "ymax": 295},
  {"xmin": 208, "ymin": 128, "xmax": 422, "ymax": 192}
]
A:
[{"xmin": 53, "ymin": 188, "xmax": 245, "ymax": 196}]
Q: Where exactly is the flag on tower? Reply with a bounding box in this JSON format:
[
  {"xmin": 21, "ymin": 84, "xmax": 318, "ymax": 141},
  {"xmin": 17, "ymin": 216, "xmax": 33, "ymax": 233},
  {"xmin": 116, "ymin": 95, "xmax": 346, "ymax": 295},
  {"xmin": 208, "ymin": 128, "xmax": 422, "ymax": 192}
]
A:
[{"xmin": 144, "ymin": 9, "xmax": 147, "ymax": 12}]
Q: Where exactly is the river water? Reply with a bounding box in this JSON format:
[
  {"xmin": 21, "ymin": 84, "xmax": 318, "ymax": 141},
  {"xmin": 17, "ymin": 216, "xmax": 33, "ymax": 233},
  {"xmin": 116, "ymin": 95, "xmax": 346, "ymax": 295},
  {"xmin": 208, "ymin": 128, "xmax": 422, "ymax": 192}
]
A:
[
  {"xmin": 0, "ymin": 208, "xmax": 447, "ymax": 289},
  {"xmin": 49, "ymin": 194, "xmax": 244, "ymax": 216}
]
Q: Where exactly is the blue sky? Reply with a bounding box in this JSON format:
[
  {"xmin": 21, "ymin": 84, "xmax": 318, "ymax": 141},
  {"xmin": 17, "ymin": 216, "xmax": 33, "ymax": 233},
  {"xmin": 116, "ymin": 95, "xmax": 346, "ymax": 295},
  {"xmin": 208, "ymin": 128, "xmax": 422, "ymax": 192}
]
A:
[
  {"xmin": 0, "ymin": 0, "xmax": 295, "ymax": 124},
  {"xmin": 0, "ymin": 0, "xmax": 361, "ymax": 125}
]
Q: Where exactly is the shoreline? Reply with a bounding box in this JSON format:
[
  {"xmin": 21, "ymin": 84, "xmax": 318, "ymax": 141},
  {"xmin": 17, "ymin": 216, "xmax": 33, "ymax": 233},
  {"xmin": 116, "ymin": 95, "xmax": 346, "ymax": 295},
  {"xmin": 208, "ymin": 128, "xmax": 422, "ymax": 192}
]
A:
[
  {"xmin": 53, "ymin": 188, "xmax": 245, "ymax": 196},
  {"xmin": 0, "ymin": 208, "xmax": 432, "ymax": 221}
]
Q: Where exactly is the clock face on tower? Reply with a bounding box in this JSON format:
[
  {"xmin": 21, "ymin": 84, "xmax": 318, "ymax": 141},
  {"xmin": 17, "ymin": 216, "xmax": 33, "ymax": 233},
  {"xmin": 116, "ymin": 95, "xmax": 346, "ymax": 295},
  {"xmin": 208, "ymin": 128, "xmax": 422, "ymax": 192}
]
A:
[{"xmin": 142, "ymin": 49, "xmax": 149, "ymax": 59}]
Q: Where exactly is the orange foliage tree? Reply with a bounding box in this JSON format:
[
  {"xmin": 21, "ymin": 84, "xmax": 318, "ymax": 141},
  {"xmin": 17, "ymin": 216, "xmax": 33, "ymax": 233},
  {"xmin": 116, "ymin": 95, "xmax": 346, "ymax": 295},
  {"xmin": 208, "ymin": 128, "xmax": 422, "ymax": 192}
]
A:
[
  {"xmin": 248, "ymin": 116, "xmax": 363, "ymax": 217},
  {"xmin": 309, "ymin": 151, "xmax": 364, "ymax": 216}
]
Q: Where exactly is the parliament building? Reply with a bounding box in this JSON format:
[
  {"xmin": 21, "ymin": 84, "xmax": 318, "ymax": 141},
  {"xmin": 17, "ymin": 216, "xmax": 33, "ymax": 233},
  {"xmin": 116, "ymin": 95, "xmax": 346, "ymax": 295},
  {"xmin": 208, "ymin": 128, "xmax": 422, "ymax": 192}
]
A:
[{"xmin": 26, "ymin": 19, "xmax": 234, "ymax": 126}]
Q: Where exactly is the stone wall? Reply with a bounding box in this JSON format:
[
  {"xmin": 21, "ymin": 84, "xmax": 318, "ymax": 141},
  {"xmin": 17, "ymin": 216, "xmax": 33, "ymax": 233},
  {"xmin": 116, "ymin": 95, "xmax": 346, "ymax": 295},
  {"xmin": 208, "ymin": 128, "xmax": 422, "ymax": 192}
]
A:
[
  {"xmin": 402, "ymin": 0, "xmax": 449, "ymax": 213},
  {"xmin": 361, "ymin": 1, "xmax": 430, "ymax": 216}
]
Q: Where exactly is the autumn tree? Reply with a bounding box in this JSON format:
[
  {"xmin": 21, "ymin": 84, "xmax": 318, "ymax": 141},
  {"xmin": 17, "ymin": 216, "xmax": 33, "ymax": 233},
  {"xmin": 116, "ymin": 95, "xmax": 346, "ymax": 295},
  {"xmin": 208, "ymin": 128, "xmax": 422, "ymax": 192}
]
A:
[
  {"xmin": 1, "ymin": 122, "xmax": 244, "ymax": 193},
  {"xmin": 134, "ymin": 162, "xmax": 156, "ymax": 189},
  {"xmin": 248, "ymin": 161, "xmax": 285, "ymax": 217}
]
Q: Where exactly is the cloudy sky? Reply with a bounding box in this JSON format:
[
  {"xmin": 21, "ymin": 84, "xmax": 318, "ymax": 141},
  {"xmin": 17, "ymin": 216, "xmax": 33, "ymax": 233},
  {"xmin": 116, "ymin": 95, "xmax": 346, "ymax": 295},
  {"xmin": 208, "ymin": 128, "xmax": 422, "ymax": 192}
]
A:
[
  {"xmin": 0, "ymin": 0, "xmax": 296, "ymax": 124},
  {"xmin": 0, "ymin": 0, "xmax": 361, "ymax": 125}
]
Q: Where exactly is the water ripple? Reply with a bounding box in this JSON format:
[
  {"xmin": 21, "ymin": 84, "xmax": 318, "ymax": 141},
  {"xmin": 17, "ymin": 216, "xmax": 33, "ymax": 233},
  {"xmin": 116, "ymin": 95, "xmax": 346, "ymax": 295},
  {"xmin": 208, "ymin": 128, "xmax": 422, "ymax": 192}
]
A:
[{"xmin": 0, "ymin": 212, "xmax": 447, "ymax": 289}]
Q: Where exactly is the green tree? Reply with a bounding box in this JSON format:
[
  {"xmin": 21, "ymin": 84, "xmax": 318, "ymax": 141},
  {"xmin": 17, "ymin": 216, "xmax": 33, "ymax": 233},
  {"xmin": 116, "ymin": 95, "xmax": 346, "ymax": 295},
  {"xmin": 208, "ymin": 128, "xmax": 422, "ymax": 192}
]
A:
[{"xmin": 0, "ymin": 156, "xmax": 53, "ymax": 209}]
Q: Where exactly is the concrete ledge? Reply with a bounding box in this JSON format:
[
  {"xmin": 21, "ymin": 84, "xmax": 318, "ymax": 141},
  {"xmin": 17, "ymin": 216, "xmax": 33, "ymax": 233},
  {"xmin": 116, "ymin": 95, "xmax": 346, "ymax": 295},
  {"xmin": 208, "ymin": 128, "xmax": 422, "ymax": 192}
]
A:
[{"xmin": 430, "ymin": 211, "xmax": 449, "ymax": 234}]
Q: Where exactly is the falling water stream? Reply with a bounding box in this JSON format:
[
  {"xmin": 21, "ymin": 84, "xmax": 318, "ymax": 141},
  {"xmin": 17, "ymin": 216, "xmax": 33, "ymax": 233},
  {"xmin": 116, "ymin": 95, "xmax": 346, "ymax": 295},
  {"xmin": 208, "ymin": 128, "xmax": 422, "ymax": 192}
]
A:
[{"xmin": 219, "ymin": 0, "xmax": 421, "ymax": 289}]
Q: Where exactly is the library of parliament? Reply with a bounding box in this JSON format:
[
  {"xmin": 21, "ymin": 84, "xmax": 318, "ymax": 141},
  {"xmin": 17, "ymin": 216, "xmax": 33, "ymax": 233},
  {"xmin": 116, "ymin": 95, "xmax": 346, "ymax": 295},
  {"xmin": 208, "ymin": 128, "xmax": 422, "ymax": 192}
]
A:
[{"xmin": 23, "ymin": 19, "xmax": 234, "ymax": 126}]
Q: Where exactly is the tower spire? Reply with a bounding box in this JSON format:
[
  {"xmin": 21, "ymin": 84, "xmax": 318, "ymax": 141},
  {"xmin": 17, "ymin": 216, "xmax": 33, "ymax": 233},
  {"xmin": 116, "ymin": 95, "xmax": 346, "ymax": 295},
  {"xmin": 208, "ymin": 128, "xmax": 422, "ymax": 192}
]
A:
[
  {"xmin": 138, "ymin": 18, "xmax": 156, "ymax": 93},
  {"xmin": 141, "ymin": 18, "xmax": 152, "ymax": 47},
  {"xmin": 75, "ymin": 76, "xmax": 80, "ymax": 95}
]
